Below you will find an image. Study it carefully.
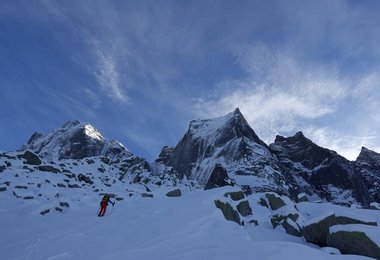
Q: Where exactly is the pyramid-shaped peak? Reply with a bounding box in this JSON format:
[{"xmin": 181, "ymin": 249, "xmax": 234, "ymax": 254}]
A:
[
  {"xmin": 233, "ymin": 107, "xmax": 242, "ymax": 115},
  {"xmin": 357, "ymin": 146, "xmax": 380, "ymax": 162}
]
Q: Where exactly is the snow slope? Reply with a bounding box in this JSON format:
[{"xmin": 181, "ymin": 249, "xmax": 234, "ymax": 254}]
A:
[{"xmin": 0, "ymin": 187, "xmax": 373, "ymax": 260}]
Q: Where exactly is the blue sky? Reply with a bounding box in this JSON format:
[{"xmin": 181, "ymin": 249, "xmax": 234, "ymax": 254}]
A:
[{"xmin": 1, "ymin": 0, "xmax": 380, "ymax": 161}]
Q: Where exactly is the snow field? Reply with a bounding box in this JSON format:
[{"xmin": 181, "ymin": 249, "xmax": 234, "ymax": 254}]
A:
[{"xmin": 0, "ymin": 187, "xmax": 375, "ymax": 260}]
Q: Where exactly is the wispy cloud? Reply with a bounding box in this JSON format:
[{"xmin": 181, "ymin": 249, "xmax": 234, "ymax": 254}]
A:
[
  {"xmin": 196, "ymin": 44, "xmax": 349, "ymax": 140},
  {"xmin": 90, "ymin": 41, "xmax": 129, "ymax": 103},
  {"xmin": 303, "ymin": 126, "xmax": 378, "ymax": 161}
]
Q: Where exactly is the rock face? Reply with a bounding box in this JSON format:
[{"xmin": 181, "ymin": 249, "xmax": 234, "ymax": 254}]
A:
[
  {"xmin": 354, "ymin": 147, "xmax": 380, "ymax": 203},
  {"xmin": 269, "ymin": 132, "xmax": 370, "ymax": 206},
  {"xmin": 21, "ymin": 120, "xmax": 133, "ymax": 160},
  {"xmin": 155, "ymin": 146, "xmax": 174, "ymax": 165},
  {"xmin": 165, "ymin": 108, "xmax": 294, "ymax": 195},
  {"xmin": 204, "ymin": 164, "xmax": 230, "ymax": 190}
]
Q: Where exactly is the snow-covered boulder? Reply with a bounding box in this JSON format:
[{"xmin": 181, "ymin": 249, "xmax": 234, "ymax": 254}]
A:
[
  {"xmin": 370, "ymin": 202, "xmax": 380, "ymax": 210},
  {"xmin": 303, "ymin": 212, "xmax": 336, "ymax": 246},
  {"xmin": 224, "ymin": 191, "xmax": 245, "ymax": 201},
  {"xmin": 297, "ymin": 193, "xmax": 308, "ymax": 202},
  {"xmin": 327, "ymin": 224, "xmax": 380, "ymax": 259},
  {"xmin": 303, "ymin": 211, "xmax": 377, "ymax": 247}
]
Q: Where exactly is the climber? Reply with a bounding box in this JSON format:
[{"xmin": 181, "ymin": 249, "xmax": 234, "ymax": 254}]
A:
[{"xmin": 98, "ymin": 194, "xmax": 115, "ymax": 217}]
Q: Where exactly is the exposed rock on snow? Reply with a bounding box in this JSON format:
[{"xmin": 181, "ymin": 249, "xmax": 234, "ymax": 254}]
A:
[
  {"xmin": 204, "ymin": 163, "xmax": 230, "ymax": 190},
  {"xmin": 370, "ymin": 202, "xmax": 380, "ymax": 210},
  {"xmin": 166, "ymin": 189, "xmax": 181, "ymax": 197},
  {"xmin": 214, "ymin": 199, "xmax": 241, "ymax": 225},
  {"xmin": 328, "ymin": 224, "xmax": 380, "ymax": 259},
  {"xmin": 17, "ymin": 150, "xmax": 42, "ymax": 165}
]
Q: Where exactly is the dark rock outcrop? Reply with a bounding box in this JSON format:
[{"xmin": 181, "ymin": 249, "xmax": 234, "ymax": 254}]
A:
[
  {"xmin": 166, "ymin": 189, "xmax": 181, "ymax": 197},
  {"xmin": 354, "ymin": 147, "xmax": 380, "ymax": 204},
  {"xmin": 204, "ymin": 164, "xmax": 230, "ymax": 190},
  {"xmin": 214, "ymin": 200, "xmax": 241, "ymax": 225},
  {"xmin": 39, "ymin": 165, "xmax": 60, "ymax": 173},
  {"xmin": 270, "ymin": 132, "xmax": 370, "ymax": 206},
  {"xmin": 18, "ymin": 151, "xmax": 42, "ymax": 165},
  {"xmin": 327, "ymin": 226, "xmax": 380, "ymax": 259}
]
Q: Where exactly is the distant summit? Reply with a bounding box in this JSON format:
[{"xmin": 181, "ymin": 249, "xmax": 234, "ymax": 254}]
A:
[{"xmin": 21, "ymin": 120, "xmax": 132, "ymax": 160}]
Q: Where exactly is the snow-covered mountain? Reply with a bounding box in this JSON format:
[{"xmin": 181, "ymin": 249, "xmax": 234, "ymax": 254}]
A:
[
  {"xmin": 2, "ymin": 111, "xmax": 380, "ymax": 259},
  {"xmin": 21, "ymin": 120, "xmax": 132, "ymax": 160},
  {"xmin": 166, "ymin": 108, "xmax": 295, "ymax": 195}
]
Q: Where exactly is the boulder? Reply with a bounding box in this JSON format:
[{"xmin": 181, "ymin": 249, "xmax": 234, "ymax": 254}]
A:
[
  {"xmin": 39, "ymin": 165, "xmax": 60, "ymax": 173},
  {"xmin": 327, "ymin": 225, "xmax": 380, "ymax": 259},
  {"xmin": 303, "ymin": 213, "xmax": 336, "ymax": 247},
  {"xmin": 0, "ymin": 187, "xmax": 7, "ymax": 192},
  {"xmin": 0, "ymin": 165, "xmax": 6, "ymax": 173},
  {"xmin": 236, "ymin": 200, "xmax": 252, "ymax": 217},
  {"xmin": 59, "ymin": 202, "xmax": 70, "ymax": 208},
  {"xmin": 370, "ymin": 202, "xmax": 380, "ymax": 210},
  {"xmin": 265, "ymin": 193, "xmax": 286, "ymax": 210},
  {"xmin": 142, "ymin": 193, "xmax": 153, "ymax": 198},
  {"xmin": 166, "ymin": 189, "xmax": 182, "ymax": 197},
  {"xmin": 77, "ymin": 174, "xmax": 94, "ymax": 185},
  {"xmin": 283, "ymin": 219, "xmax": 302, "ymax": 237},
  {"xmin": 18, "ymin": 151, "xmax": 42, "ymax": 165},
  {"xmin": 335, "ymin": 215, "xmax": 377, "ymax": 226},
  {"xmin": 214, "ymin": 200, "xmax": 241, "ymax": 225},
  {"xmin": 224, "ymin": 191, "xmax": 245, "ymax": 201},
  {"xmin": 297, "ymin": 193, "xmax": 308, "ymax": 202},
  {"xmin": 40, "ymin": 209, "xmax": 50, "ymax": 215},
  {"xmin": 303, "ymin": 212, "xmax": 377, "ymax": 247},
  {"xmin": 68, "ymin": 184, "xmax": 80, "ymax": 188}
]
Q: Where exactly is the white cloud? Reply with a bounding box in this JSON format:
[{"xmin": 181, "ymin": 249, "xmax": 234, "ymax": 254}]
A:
[
  {"xmin": 196, "ymin": 45, "xmax": 349, "ymax": 142},
  {"xmin": 303, "ymin": 126, "xmax": 378, "ymax": 161},
  {"xmin": 91, "ymin": 42, "xmax": 129, "ymax": 103}
]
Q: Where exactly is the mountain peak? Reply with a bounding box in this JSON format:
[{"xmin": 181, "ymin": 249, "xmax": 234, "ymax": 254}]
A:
[
  {"xmin": 356, "ymin": 146, "xmax": 380, "ymax": 164},
  {"xmin": 21, "ymin": 121, "xmax": 130, "ymax": 160}
]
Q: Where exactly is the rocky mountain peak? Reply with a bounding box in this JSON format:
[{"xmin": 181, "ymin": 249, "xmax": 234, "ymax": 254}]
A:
[
  {"xmin": 21, "ymin": 120, "xmax": 131, "ymax": 160},
  {"xmin": 356, "ymin": 147, "xmax": 380, "ymax": 165}
]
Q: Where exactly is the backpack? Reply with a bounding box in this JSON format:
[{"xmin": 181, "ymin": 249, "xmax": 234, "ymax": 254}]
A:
[{"xmin": 101, "ymin": 195, "xmax": 109, "ymax": 205}]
